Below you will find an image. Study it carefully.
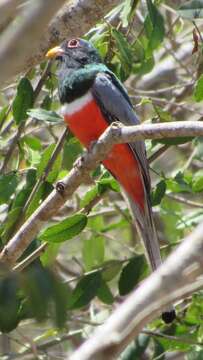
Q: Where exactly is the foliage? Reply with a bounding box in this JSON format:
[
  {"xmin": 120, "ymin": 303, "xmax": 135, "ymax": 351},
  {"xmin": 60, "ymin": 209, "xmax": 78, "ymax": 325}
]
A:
[{"xmin": 0, "ymin": 0, "xmax": 203, "ymax": 358}]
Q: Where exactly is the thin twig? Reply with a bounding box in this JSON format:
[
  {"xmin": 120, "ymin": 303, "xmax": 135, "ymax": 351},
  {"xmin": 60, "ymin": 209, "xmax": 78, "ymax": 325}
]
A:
[
  {"xmin": 21, "ymin": 127, "xmax": 68, "ymax": 219},
  {"xmin": 148, "ymin": 144, "xmax": 170, "ymax": 164},
  {"xmin": 0, "ymin": 120, "xmax": 25, "ymax": 173},
  {"xmin": 142, "ymin": 330, "xmax": 203, "ymax": 346},
  {"xmin": 166, "ymin": 193, "xmax": 203, "ymax": 209},
  {"xmin": 0, "ymin": 103, "xmax": 12, "ymax": 132},
  {"xmin": 13, "ymin": 242, "xmax": 47, "ymax": 272}
]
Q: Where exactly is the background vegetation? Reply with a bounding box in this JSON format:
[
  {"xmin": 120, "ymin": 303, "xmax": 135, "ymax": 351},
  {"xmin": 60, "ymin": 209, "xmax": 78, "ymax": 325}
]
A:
[{"xmin": 1, "ymin": 0, "xmax": 203, "ymax": 358}]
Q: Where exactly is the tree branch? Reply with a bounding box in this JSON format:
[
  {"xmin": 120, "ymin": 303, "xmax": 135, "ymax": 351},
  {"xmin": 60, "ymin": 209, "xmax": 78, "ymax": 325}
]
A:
[
  {"xmin": 0, "ymin": 120, "xmax": 203, "ymax": 266},
  {"xmin": 0, "ymin": 0, "xmax": 67, "ymax": 84},
  {"xmin": 0, "ymin": 0, "xmax": 118, "ymax": 84}
]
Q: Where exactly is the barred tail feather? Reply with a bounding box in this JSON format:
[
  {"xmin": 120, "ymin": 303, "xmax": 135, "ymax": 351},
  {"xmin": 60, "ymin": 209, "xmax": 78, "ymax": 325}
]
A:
[
  {"xmin": 123, "ymin": 191, "xmax": 176, "ymax": 323},
  {"xmin": 124, "ymin": 191, "xmax": 161, "ymax": 271}
]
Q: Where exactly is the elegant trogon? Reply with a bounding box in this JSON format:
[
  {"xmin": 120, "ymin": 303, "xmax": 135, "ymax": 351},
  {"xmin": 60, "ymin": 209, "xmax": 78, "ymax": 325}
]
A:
[{"xmin": 46, "ymin": 38, "xmax": 175, "ymax": 323}]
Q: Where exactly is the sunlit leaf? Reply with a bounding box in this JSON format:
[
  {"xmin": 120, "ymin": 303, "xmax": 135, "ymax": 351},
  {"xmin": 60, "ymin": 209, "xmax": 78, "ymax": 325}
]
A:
[
  {"xmin": 192, "ymin": 169, "xmax": 203, "ymax": 191},
  {"xmin": 194, "ymin": 74, "xmax": 203, "ymax": 101},
  {"xmin": 23, "ymin": 135, "xmax": 42, "ymax": 151},
  {"xmin": 39, "ymin": 214, "xmax": 88, "ymax": 243},
  {"xmin": 83, "ymin": 235, "xmax": 105, "ymax": 270},
  {"xmin": 27, "ymin": 108, "xmax": 62, "ymax": 123},
  {"xmin": 120, "ymin": 0, "xmax": 139, "ymax": 27}
]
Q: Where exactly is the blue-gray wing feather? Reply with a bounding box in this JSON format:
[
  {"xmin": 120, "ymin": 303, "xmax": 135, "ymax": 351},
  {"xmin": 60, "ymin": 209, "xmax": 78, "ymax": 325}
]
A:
[{"xmin": 91, "ymin": 72, "xmax": 151, "ymax": 193}]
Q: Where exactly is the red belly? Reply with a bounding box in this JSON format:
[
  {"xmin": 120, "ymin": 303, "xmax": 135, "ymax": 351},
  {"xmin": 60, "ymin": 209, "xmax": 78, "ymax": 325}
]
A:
[{"xmin": 64, "ymin": 99, "xmax": 144, "ymax": 210}]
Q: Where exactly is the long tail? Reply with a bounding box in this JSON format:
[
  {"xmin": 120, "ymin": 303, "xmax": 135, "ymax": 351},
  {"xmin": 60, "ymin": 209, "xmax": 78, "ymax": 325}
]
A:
[{"xmin": 124, "ymin": 191, "xmax": 176, "ymax": 323}]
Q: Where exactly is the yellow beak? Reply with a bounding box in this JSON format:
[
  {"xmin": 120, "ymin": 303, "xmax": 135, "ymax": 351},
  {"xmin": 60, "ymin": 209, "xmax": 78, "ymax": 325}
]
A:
[{"xmin": 45, "ymin": 46, "xmax": 64, "ymax": 59}]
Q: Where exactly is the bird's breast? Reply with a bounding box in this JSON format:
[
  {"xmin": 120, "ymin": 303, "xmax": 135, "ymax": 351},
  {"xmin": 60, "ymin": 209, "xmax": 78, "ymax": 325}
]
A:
[
  {"xmin": 61, "ymin": 91, "xmax": 108, "ymax": 146},
  {"xmin": 62, "ymin": 91, "xmax": 144, "ymax": 210}
]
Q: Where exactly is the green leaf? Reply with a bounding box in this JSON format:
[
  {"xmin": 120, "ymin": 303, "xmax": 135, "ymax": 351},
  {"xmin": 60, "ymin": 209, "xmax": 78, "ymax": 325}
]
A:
[
  {"xmin": 25, "ymin": 183, "xmax": 50, "ymax": 219},
  {"xmin": 23, "ymin": 266, "xmax": 67, "ymax": 327},
  {"xmin": 37, "ymin": 143, "xmax": 62, "ymax": 183},
  {"xmin": 192, "ymin": 169, "xmax": 203, "ymax": 191},
  {"xmin": 13, "ymin": 78, "xmax": 34, "ymax": 124},
  {"xmin": 102, "ymin": 260, "xmax": 122, "ymax": 282},
  {"xmin": 120, "ymin": 0, "xmax": 139, "ymax": 27},
  {"xmin": 0, "ymin": 274, "xmax": 20, "ymax": 333},
  {"xmin": 97, "ymin": 280, "xmax": 114, "ymax": 304},
  {"xmin": 11, "ymin": 169, "xmax": 36, "ymax": 210},
  {"xmin": 39, "ymin": 214, "xmax": 88, "ymax": 243},
  {"xmin": 153, "ymin": 105, "xmax": 173, "ymax": 122},
  {"xmin": 119, "ymin": 255, "xmax": 146, "ymax": 296},
  {"xmin": 63, "ymin": 137, "xmax": 83, "ymax": 170},
  {"xmin": 166, "ymin": 172, "xmax": 192, "ymax": 193},
  {"xmin": 67, "ymin": 271, "xmax": 102, "ymax": 309},
  {"xmin": 121, "ymin": 334, "xmax": 150, "ymax": 360},
  {"xmin": 23, "ymin": 135, "xmax": 42, "ymax": 151},
  {"xmin": 187, "ymin": 349, "xmax": 203, "ymax": 360},
  {"xmin": 40, "ymin": 243, "xmax": 60, "ymax": 266},
  {"xmin": 80, "ymin": 186, "xmax": 99, "ymax": 208},
  {"xmin": 1, "ymin": 207, "xmax": 22, "ymax": 243},
  {"xmin": 83, "ymin": 235, "xmax": 105, "ymax": 271},
  {"xmin": 0, "ymin": 173, "xmax": 18, "ymax": 205},
  {"xmin": 151, "ymin": 180, "xmax": 166, "ymax": 206},
  {"xmin": 194, "ymin": 74, "xmax": 203, "ymax": 101},
  {"xmin": 98, "ymin": 171, "xmax": 120, "ymax": 194},
  {"xmin": 27, "ymin": 108, "xmax": 62, "ymax": 123},
  {"xmin": 0, "ymin": 105, "xmax": 9, "ymax": 125},
  {"xmin": 145, "ymin": 0, "xmax": 165, "ymax": 53},
  {"xmin": 178, "ymin": 0, "xmax": 203, "ymax": 19},
  {"xmin": 111, "ymin": 29, "xmax": 132, "ymax": 72},
  {"xmin": 41, "ymin": 95, "xmax": 52, "ymax": 110}
]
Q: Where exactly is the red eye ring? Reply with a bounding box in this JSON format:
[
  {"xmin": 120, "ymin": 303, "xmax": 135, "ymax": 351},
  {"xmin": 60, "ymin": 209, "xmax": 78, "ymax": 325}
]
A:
[{"xmin": 67, "ymin": 39, "xmax": 79, "ymax": 48}]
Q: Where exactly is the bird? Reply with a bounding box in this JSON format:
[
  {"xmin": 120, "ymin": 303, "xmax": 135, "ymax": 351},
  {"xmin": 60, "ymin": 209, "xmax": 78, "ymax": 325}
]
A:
[{"xmin": 46, "ymin": 38, "xmax": 175, "ymax": 323}]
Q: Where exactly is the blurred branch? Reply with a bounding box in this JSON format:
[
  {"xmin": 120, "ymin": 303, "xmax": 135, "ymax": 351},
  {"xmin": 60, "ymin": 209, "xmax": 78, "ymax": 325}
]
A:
[
  {"xmin": 0, "ymin": 0, "xmax": 23, "ymax": 24},
  {"xmin": 142, "ymin": 330, "xmax": 203, "ymax": 346},
  {"xmin": 0, "ymin": 0, "xmax": 23, "ymax": 32},
  {"xmin": 0, "ymin": 0, "xmax": 66, "ymax": 84},
  {"xmin": 1, "ymin": 121, "xmax": 203, "ymax": 266},
  {"xmin": 0, "ymin": 0, "xmax": 118, "ymax": 84},
  {"xmin": 166, "ymin": 193, "xmax": 203, "ymax": 209},
  {"xmin": 69, "ymin": 222, "xmax": 203, "ymax": 360}
]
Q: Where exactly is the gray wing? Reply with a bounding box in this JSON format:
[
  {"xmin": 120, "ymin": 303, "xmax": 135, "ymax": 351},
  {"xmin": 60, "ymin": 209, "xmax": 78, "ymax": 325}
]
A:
[{"xmin": 92, "ymin": 72, "xmax": 151, "ymax": 194}]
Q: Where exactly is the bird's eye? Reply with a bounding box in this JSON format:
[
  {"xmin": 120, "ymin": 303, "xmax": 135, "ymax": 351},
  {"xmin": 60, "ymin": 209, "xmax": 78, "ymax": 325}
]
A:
[{"xmin": 67, "ymin": 39, "xmax": 79, "ymax": 48}]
